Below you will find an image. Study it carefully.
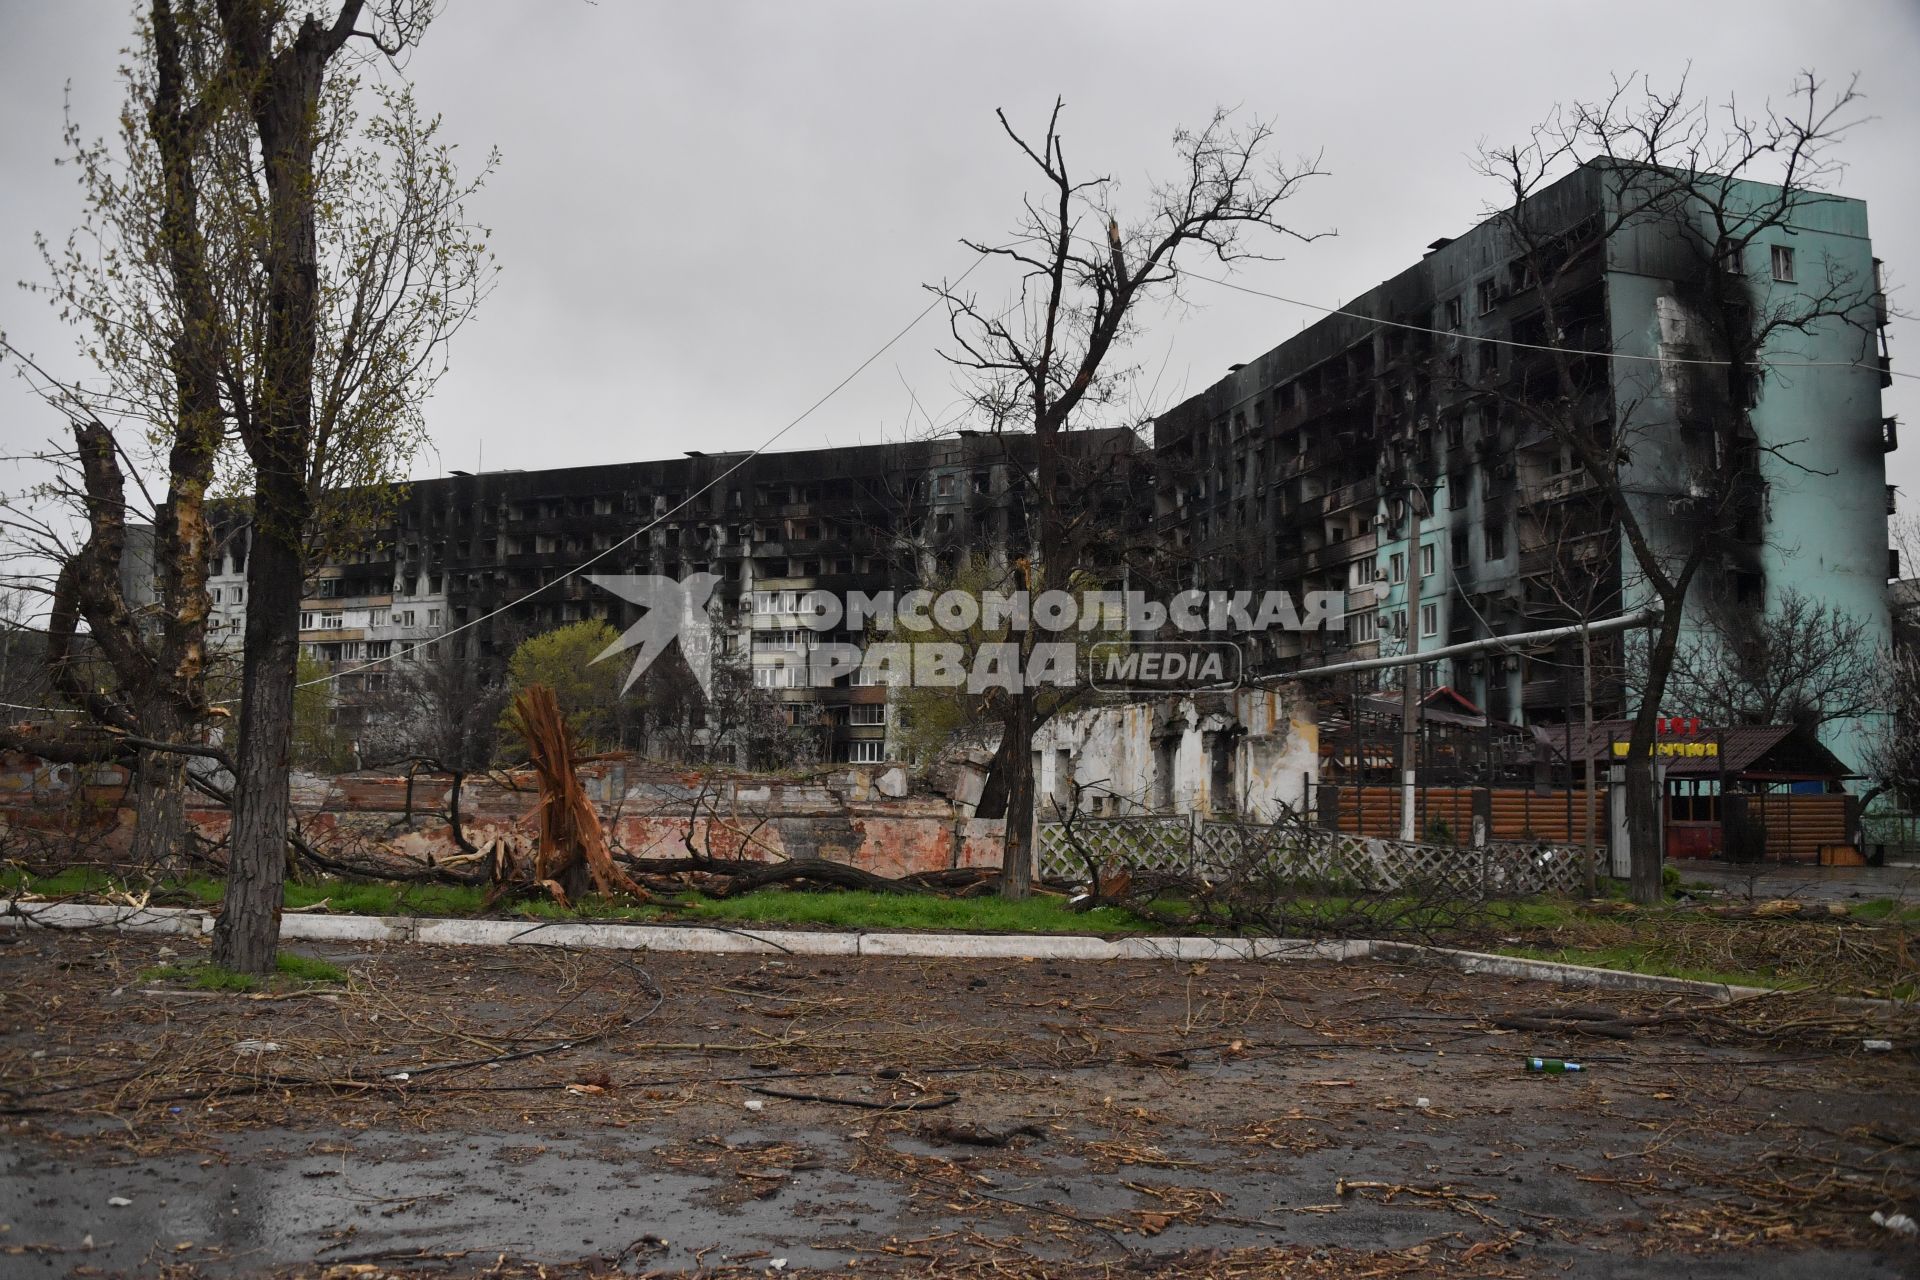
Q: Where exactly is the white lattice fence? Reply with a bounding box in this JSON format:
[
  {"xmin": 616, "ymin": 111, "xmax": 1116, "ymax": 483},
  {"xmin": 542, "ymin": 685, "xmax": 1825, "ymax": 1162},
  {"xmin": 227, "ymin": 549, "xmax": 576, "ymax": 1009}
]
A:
[
  {"xmin": 1038, "ymin": 816, "xmax": 1586, "ymax": 897},
  {"xmin": 1035, "ymin": 816, "xmax": 1194, "ymax": 880},
  {"xmin": 1481, "ymin": 841, "xmax": 1586, "ymax": 896}
]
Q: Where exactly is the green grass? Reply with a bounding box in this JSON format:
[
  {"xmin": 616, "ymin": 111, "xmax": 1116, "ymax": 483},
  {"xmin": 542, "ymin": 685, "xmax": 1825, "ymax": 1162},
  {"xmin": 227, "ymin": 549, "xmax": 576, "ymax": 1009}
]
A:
[
  {"xmin": 670, "ymin": 888, "xmax": 1150, "ymax": 934},
  {"xmin": 1850, "ymin": 898, "xmax": 1920, "ymax": 925},
  {"xmin": 273, "ymin": 951, "xmax": 347, "ymax": 983},
  {"xmin": 2, "ymin": 866, "xmax": 124, "ymax": 896},
  {"xmin": 517, "ymin": 894, "xmax": 668, "ymax": 921},
  {"xmin": 284, "ymin": 879, "xmax": 490, "ymax": 917},
  {"xmin": 0, "ymin": 861, "xmax": 1654, "ymax": 939},
  {"xmin": 5, "ymin": 864, "xmax": 1149, "ymax": 933},
  {"xmin": 1485, "ymin": 899, "xmax": 1583, "ymax": 928},
  {"xmin": 138, "ymin": 950, "xmax": 345, "ymax": 992}
]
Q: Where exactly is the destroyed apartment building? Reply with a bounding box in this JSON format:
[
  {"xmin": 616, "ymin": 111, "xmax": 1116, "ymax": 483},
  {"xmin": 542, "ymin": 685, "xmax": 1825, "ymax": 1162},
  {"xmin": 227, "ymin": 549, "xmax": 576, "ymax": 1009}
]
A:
[
  {"xmin": 163, "ymin": 431, "xmax": 1149, "ymax": 766},
  {"xmin": 1152, "ymin": 158, "xmax": 1894, "ymax": 773},
  {"xmin": 117, "ymin": 164, "xmax": 1893, "ymax": 793}
]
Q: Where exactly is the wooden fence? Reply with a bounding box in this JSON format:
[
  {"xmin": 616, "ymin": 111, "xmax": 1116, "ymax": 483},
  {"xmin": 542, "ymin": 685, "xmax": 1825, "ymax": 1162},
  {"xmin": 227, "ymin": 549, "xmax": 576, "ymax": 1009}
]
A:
[
  {"xmin": 1321, "ymin": 785, "xmax": 1855, "ymax": 862},
  {"xmin": 1319, "ymin": 785, "xmax": 1599, "ymax": 845}
]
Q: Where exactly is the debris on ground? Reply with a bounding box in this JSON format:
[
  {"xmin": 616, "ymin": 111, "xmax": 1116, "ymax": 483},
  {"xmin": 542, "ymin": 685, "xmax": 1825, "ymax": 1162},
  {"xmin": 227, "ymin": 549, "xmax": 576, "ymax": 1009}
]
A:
[{"xmin": 1, "ymin": 932, "xmax": 1914, "ymax": 1276}]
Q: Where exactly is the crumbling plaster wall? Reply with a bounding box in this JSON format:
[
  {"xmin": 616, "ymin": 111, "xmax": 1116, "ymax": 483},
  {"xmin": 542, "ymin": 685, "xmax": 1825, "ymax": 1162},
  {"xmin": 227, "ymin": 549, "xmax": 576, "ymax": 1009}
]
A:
[{"xmin": 1031, "ymin": 686, "xmax": 1318, "ymax": 820}]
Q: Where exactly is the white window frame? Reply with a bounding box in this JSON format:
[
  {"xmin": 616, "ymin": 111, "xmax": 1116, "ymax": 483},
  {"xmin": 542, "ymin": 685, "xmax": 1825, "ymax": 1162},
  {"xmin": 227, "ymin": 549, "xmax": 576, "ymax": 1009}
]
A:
[
  {"xmin": 849, "ymin": 703, "xmax": 886, "ymax": 725},
  {"xmin": 1389, "ymin": 551, "xmax": 1405, "ymax": 584},
  {"xmin": 847, "ymin": 740, "xmax": 884, "ymax": 764},
  {"xmin": 1420, "ymin": 603, "xmax": 1438, "ymax": 638},
  {"xmin": 1770, "ymin": 244, "xmax": 1795, "ymax": 283}
]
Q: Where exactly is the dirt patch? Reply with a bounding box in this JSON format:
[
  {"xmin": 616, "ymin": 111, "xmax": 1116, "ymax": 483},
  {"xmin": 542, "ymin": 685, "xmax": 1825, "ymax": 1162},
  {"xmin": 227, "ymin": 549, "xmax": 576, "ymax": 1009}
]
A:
[{"xmin": 0, "ymin": 929, "xmax": 1915, "ymax": 1276}]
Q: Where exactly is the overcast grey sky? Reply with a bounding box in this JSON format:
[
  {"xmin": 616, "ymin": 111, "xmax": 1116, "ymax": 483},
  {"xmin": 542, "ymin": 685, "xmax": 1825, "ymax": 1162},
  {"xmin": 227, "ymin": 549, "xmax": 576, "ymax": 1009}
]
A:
[{"xmin": 2, "ymin": 1, "xmax": 1915, "ymax": 501}]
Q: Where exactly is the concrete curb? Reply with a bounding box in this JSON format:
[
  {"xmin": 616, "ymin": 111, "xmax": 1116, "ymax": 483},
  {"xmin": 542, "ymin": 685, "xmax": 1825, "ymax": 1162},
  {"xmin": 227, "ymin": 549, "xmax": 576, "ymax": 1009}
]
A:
[
  {"xmin": 1366, "ymin": 940, "xmax": 1779, "ymax": 1001},
  {"xmin": 0, "ymin": 897, "xmax": 1877, "ymax": 1006}
]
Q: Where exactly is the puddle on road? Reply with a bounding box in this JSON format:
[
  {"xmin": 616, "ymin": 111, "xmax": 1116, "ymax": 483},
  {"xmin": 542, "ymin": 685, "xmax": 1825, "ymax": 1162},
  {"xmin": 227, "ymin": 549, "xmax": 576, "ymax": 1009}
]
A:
[{"xmin": 1, "ymin": 1128, "xmax": 897, "ymax": 1273}]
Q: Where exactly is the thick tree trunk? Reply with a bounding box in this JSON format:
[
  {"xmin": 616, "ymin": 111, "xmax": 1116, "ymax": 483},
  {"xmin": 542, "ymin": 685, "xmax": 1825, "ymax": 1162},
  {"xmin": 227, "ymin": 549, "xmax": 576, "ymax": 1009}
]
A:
[
  {"xmin": 997, "ymin": 694, "xmax": 1036, "ymax": 900},
  {"xmin": 130, "ymin": 746, "xmax": 187, "ymax": 872},
  {"xmin": 446, "ymin": 768, "xmax": 478, "ymax": 856},
  {"xmin": 1624, "ymin": 752, "xmax": 1662, "ymax": 903},
  {"xmin": 1623, "ymin": 612, "xmax": 1685, "ymax": 905},
  {"xmin": 974, "ymin": 732, "xmax": 1013, "ymax": 819},
  {"xmin": 211, "ymin": 527, "xmax": 303, "ymax": 974},
  {"xmin": 209, "ymin": 7, "xmax": 353, "ymax": 975}
]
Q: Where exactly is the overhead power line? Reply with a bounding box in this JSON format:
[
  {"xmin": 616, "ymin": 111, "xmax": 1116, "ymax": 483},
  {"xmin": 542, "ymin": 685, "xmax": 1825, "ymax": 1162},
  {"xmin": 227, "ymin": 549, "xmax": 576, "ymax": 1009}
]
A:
[
  {"xmin": 286, "ymin": 250, "xmax": 996, "ymax": 694},
  {"xmin": 1187, "ymin": 270, "xmax": 1916, "ymax": 382}
]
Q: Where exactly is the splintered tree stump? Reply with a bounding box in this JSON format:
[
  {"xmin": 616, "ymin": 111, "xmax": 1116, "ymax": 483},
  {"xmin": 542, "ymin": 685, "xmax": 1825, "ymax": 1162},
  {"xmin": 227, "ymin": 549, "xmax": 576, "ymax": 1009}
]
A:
[{"xmin": 508, "ymin": 684, "xmax": 646, "ymax": 903}]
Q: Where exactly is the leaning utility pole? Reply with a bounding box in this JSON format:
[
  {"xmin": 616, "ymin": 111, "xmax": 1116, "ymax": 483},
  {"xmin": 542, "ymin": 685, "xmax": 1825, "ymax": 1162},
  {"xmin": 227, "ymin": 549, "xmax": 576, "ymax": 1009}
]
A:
[
  {"xmin": 1399, "ymin": 488, "xmax": 1424, "ymax": 841},
  {"xmin": 1581, "ymin": 620, "xmax": 1598, "ymax": 896}
]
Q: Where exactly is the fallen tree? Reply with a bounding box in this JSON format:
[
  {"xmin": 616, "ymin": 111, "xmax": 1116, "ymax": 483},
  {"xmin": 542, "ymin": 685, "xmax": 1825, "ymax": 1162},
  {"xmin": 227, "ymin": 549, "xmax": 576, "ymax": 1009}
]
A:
[{"xmin": 500, "ymin": 683, "xmax": 647, "ymax": 905}]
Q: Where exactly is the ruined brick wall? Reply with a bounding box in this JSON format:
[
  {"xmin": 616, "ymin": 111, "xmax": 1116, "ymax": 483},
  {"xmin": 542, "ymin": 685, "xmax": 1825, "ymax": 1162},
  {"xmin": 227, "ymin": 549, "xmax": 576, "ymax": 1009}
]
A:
[{"xmin": 0, "ymin": 751, "xmax": 1006, "ymax": 878}]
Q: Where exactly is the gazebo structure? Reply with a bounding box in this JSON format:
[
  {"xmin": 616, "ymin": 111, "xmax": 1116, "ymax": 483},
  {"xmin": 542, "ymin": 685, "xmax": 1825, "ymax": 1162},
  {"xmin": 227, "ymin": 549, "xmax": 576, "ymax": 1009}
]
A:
[{"xmin": 1543, "ymin": 720, "xmax": 1860, "ymax": 862}]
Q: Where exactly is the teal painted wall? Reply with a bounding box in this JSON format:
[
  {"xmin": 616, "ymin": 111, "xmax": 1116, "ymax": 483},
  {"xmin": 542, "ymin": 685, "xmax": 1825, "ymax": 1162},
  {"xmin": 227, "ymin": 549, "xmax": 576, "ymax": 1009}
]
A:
[{"xmin": 1605, "ymin": 180, "xmax": 1889, "ymax": 776}]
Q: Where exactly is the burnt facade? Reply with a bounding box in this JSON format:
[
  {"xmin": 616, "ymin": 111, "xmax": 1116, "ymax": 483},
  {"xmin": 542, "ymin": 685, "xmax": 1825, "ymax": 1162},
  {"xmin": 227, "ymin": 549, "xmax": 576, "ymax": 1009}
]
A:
[
  {"xmin": 211, "ymin": 431, "xmax": 1149, "ymax": 764},
  {"xmin": 1155, "ymin": 161, "xmax": 1893, "ymax": 760}
]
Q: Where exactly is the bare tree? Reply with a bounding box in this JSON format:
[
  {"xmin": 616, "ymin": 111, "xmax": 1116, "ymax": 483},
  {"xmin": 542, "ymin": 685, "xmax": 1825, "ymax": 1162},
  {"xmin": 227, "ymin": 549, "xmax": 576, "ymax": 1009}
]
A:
[
  {"xmin": 0, "ymin": 0, "xmax": 237, "ymax": 864},
  {"xmin": 1472, "ymin": 71, "xmax": 1877, "ymax": 902},
  {"xmin": 1661, "ymin": 588, "xmax": 1879, "ymax": 732},
  {"xmin": 197, "ymin": 1, "xmax": 494, "ymax": 972},
  {"xmin": 638, "ymin": 646, "xmax": 820, "ymax": 772},
  {"xmin": 0, "ymin": 590, "xmax": 51, "ymax": 715},
  {"xmin": 936, "ymin": 98, "xmax": 1327, "ymax": 898},
  {"xmin": 359, "ymin": 641, "xmax": 509, "ymax": 855},
  {"xmin": 4, "ymin": 2, "xmax": 491, "ymax": 964},
  {"xmin": 1863, "ymin": 651, "xmax": 1920, "ymax": 811}
]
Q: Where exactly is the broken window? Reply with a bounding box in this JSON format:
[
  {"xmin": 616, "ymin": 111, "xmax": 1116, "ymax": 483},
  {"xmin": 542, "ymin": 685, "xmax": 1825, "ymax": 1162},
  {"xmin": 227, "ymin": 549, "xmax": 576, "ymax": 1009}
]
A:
[
  {"xmin": 1153, "ymin": 738, "xmax": 1178, "ymax": 811},
  {"xmin": 1207, "ymin": 734, "xmax": 1235, "ymax": 813},
  {"xmin": 1476, "ymin": 280, "xmax": 1498, "ymax": 315},
  {"xmin": 1443, "ymin": 296, "xmax": 1464, "ymax": 329},
  {"xmin": 1770, "ymin": 244, "xmax": 1795, "ymax": 283}
]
